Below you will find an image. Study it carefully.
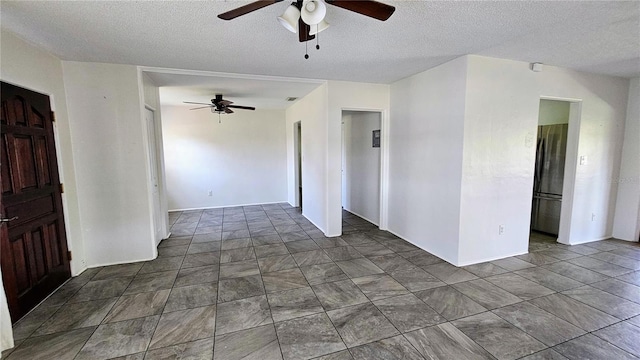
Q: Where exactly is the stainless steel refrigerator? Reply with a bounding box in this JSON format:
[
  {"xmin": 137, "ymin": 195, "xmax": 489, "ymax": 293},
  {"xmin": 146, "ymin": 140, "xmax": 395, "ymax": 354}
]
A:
[{"xmin": 531, "ymin": 124, "xmax": 568, "ymax": 235}]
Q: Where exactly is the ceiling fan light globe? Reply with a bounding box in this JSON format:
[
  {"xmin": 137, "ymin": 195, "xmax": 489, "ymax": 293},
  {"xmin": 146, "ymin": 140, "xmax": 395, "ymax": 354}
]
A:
[
  {"xmin": 277, "ymin": 5, "xmax": 300, "ymax": 33},
  {"xmin": 309, "ymin": 19, "xmax": 329, "ymax": 35},
  {"xmin": 301, "ymin": 0, "xmax": 326, "ymax": 25}
]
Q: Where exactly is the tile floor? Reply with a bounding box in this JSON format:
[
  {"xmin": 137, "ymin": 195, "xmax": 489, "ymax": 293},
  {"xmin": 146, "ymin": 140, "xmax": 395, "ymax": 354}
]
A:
[{"xmin": 3, "ymin": 204, "xmax": 640, "ymax": 360}]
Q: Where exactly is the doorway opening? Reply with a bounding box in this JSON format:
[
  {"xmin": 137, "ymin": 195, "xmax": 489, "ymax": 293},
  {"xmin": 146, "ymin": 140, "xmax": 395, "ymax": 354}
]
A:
[
  {"xmin": 294, "ymin": 121, "xmax": 302, "ymax": 209},
  {"xmin": 529, "ymin": 98, "xmax": 581, "ymax": 250},
  {"xmin": 144, "ymin": 107, "xmax": 164, "ymax": 245},
  {"xmin": 341, "ymin": 110, "xmax": 382, "ymax": 233}
]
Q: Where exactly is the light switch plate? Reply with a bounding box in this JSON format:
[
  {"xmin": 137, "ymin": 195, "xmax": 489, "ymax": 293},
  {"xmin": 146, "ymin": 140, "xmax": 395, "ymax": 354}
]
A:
[{"xmin": 579, "ymin": 155, "xmax": 587, "ymax": 165}]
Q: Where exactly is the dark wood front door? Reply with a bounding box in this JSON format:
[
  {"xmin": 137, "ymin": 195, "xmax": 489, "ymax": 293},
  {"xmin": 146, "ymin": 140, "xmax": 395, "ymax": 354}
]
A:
[{"xmin": 1, "ymin": 81, "xmax": 71, "ymax": 323}]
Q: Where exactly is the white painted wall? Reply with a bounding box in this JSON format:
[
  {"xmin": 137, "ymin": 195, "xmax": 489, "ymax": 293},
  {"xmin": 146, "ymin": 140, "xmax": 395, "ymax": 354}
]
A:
[
  {"xmin": 1, "ymin": 33, "xmax": 159, "ymax": 342},
  {"xmin": 2, "ymin": 28, "xmax": 633, "ymax": 288},
  {"xmin": 62, "ymin": 61, "xmax": 156, "ymax": 266},
  {"xmin": 326, "ymin": 81, "xmax": 390, "ymax": 236},
  {"xmin": 286, "ymin": 84, "xmax": 329, "ymax": 231},
  {"xmin": 162, "ymin": 105, "xmax": 287, "ymax": 210},
  {"xmin": 0, "ymin": 30, "xmax": 86, "ymax": 275},
  {"xmin": 613, "ymin": 77, "xmax": 640, "ymax": 241},
  {"xmin": 141, "ymin": 73, "xmax": 170, "ymax": 239},
  {"xmin": 387, "ymin": 55, "xmax": 629, "ymax": 265},
  {"xmin": 342, "ymin": 112, "xmax": 381, "ymax": 224},
  {"xmin": 286, "ymin": 82, "xmax": 389, "ymax": 235},
  {"xmin": 458, "ymin": 55, "xmax": 629, "ymax": 265},
  {"xmin": 388, "ymin": 57, "xmax": 468, "ymax": 264},
  {"xmin": 539, "ymin": 100, "xmax": 570, "ymax": 125}
]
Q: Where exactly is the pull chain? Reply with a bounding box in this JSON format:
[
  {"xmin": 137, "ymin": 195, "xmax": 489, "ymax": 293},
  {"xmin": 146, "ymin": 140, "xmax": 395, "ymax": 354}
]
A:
[
  {"xmin": 316, "ymin": 25, "xmax": 320, "ymax": 50},
  {"xmin": 305, "ymin": 39, "xmax": 309, "ymax": 59}
]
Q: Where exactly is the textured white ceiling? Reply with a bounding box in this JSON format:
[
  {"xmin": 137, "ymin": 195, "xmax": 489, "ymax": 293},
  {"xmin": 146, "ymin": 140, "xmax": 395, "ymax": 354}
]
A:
[
  {"xmin": 147, "ymin": 70, "xmax": 324, "ymax": 109},
  {"xmin": 2, "ymin": 1, "xmax": 638, "ymax": 84}
]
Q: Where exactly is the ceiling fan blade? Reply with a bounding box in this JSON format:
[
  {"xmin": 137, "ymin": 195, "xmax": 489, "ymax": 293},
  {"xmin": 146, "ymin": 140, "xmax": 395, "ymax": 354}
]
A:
[
  {"xmin": 326, "ymin": 0, "xmax": 395, "ymax": 21},
  {"xmin": 184, "ymin": 101, "xmax": 213, "ymax": 105},
  {"xmin": 298, "ymin": 17, "xmax": 316, "ymax": 42},
  {"xmin": 219, "ymin": 100, "xmax": 233, "ymax": 106},
  {"xmin": 227, "ymin": 105, "xmax": 256, "ymax": 111},
  {"xmin": 218, "ymin": 0, "xmax": 282, "ymax": 20},
  {"xmin": 190, "ymin": 106, "xmax": 214, "ymax": 110},
  {"xmin": 224, "ymin": 108, "xmax": 235, "ymax": 114}
]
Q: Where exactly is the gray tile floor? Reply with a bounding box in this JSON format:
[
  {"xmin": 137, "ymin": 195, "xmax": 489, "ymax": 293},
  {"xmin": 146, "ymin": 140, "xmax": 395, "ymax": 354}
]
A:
[{"xmin": 4, "ymin": 204, "xmax": 640, "ymax": 360}]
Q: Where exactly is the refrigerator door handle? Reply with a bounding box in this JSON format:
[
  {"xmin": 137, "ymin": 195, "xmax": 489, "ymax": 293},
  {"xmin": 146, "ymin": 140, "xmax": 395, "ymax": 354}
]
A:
[
  {"xmin": 533, "ymin": 195, "xmax": 562, "ymax": 202},
  {"xmin": 539, "ymin": 138, "xmax": 546, "ymax": 187},
  {"xmin": 534, "ymin": 137, "xmax": 543, "ymax": 192}
]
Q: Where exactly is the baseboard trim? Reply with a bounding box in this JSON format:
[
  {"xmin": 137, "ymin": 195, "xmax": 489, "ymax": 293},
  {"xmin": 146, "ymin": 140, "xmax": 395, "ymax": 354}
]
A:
[
  {"xmin": 561, "ymin": 235, "xmax": 614, "ymax": 246},
  {"xmin": 169, "ymin": 201, "xmax": 288, "ymax": 212},
  {"xmin": 303, "ymin": 213, "xmax": 327, "ymax": 236},
  {"xmin": 456, "ymin": 250, "xmax": 529, "ymax": 267},
  {"xmin": 383, "ymin": 228, "xmax": 458, "ymax": 265},
  {"xmin": 343, "ymin": 208, "xmax": 379, "ymax": 227},
  {"xmin": 383, "ymin": 228, "xmax": 529, "ymax": 267},
  {"xmin": 88, "ymin": 257, "xmax": 155, "ymax": 269}
]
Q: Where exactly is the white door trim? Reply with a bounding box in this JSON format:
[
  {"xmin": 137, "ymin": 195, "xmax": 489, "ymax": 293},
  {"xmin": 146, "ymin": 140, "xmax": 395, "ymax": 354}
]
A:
[
  {"xmin": 537, "ymin": 96, "xmax": 583, "ymax": 245},
  {"xmin": 340, "ymin": 108, "xmax": 389, "ymax": 230},
  {"xmin": 144, "ymin": 106, "xmax": 164, "ymax": 246}
]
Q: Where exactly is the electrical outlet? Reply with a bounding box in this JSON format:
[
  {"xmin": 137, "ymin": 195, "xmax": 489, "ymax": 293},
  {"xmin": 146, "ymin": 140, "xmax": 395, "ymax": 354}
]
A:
[
  {"xmin": 208, "ymin": 190, "xmax": 213, "ymax": 196},
  {"xmin": 498, "ymin": 225, "xmax": 505, "ymax": 235},
  {"xmin": 580, "ymin": 155, "xmax": 588, "ymax": 165},
  {"xmin": 591, "ymin": 213, "xmax": 596, "ymax": 221}
]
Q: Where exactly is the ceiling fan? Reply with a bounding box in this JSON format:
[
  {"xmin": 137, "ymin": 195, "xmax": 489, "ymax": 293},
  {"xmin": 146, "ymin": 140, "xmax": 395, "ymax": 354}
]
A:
[
  {"xmin": 184, "ymin": 94, "xmax": 256, "ymax": 114},
  {"xmin": 218, "ymin": 0, "xmax": 395, "ymax": 58}
]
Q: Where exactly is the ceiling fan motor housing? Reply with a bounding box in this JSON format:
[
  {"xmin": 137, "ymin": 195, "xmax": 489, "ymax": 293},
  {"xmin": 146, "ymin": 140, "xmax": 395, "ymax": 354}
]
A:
[{"xmin": 213, "ymin": 94, "xmax": 224, "ymax": 104}]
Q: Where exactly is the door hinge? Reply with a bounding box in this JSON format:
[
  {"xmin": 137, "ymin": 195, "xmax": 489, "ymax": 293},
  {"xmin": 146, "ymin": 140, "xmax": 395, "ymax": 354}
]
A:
[
  {"xmin": 67, "ymin": 251, "xmax": 72, "ymax": 261},
  {"xmin": 59, "ymin": 183, "xmax": 64, "ymax": 194},
  {"xmin": 51, "ymin": 111, "xmax": 56, "ymax": 122}
]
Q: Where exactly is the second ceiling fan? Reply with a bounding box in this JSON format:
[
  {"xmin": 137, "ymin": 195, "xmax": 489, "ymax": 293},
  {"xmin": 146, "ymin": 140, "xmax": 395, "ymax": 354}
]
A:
[
  {"xmin": 184, "ymin": 94, "xmax": 255, "ymax": 114},
  {"xmin": 218, "ymin": 0, "xmax": 395, "ymax": 56}
]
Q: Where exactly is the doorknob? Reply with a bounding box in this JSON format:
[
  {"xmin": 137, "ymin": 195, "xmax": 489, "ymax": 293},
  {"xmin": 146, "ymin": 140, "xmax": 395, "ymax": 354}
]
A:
[{"xmin": 0, "ymin": 216, "xmax": 18, "ymax": 223}]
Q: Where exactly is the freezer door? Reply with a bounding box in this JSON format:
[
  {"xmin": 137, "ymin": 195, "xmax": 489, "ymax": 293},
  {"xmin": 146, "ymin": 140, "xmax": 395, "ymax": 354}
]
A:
[{"xmin": 531, "ymin": 193, "xmax": 562, "ymax": 235}]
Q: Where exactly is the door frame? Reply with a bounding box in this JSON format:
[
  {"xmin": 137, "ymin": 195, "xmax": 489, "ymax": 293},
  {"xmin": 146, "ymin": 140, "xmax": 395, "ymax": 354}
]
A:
[
  {"xmin": 293, "ymin": 121, "xmax": 302, "ymax": 208},
  {"xmin": 0, "ymin": 80, "xmax": 76, "ymax": 271},
  {"xmin": 1, "ymin": 81, "xmax": 72, "ymax": 321},
  {"xmin": 341, "ymin": 110, "xmax": 383, "ymax": 226},
  {"xmin": 536, "ymin": 96, "xmax": 583, "ymax": 245},
  {"xmin": 143, "ymin": 106, "xmax": 165, "ymax": 245},
  {"xmin": 340, "ymin": 108, "xmax": 389, "ymax": 230},
  {"xmin": 141, "ymin": 105, "xmax": 167, "ymax": 247}
]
